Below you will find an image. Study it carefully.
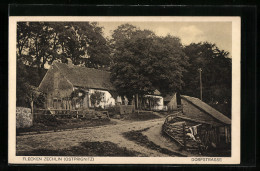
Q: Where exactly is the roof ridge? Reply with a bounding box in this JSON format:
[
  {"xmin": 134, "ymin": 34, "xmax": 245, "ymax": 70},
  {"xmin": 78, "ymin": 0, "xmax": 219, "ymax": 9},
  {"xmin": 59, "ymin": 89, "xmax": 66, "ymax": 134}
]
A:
[{"xmin": 181, "ymin": 95, "xmax": 231, "ymax": 125}]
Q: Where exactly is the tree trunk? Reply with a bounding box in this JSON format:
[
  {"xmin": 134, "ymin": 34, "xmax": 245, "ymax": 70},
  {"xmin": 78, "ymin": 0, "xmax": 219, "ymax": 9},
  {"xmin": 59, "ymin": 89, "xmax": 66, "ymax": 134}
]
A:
[
  {"xmin": 140, "ymin": 96, "xmax": 143, "ymax": 110},
  {"xmin": 135, "ymin": 94, "xmax": 138, "ymax": 109},
  {"xmin": 135, "ymin": 94, "xmax": 139, "ymax": 113}
]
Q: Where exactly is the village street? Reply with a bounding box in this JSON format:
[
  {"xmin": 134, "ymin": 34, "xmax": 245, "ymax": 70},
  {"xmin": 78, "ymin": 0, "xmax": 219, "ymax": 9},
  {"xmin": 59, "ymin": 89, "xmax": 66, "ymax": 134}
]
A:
[{"xmin": 17, "ymin": 117, "xmax": 187, "ymax": 157}]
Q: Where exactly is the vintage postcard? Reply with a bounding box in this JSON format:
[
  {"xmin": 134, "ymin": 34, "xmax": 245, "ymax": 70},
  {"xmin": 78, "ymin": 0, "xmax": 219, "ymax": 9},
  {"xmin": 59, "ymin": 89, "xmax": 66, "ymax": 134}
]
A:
[{"xmin": 9, "ymin": 16, "xmax": 240, "ymax": 164}]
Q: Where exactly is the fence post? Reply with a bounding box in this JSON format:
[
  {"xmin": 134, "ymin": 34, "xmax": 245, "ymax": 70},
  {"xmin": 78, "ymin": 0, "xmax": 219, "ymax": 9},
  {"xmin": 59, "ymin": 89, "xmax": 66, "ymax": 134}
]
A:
[{"xmin": 183, "ymin": 123, "xmax": 186, "ymax": 150}]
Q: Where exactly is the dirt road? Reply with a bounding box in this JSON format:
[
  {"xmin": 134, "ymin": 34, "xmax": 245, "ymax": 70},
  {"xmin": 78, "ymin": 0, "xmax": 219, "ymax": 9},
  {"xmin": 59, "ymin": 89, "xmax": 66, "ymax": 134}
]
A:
[{"xmin": 17, "ymin": 118, "xmax": 176, "ymax": 157}]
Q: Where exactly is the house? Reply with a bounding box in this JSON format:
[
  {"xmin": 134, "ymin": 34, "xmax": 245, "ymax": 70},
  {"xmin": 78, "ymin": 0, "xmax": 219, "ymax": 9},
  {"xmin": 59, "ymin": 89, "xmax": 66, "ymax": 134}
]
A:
[
  {"xmin": 39, "ymin": 60, "xmax": 118, "ymax": 110},
  {"xmin": 38, "ymin": 60, "xmax": 164, "ymax": 110},
  {"xmin": 143, "ymin": 90, "xmax": 164, "ymax": 111},
  {"xmin": 164, "ymin": 94, "xmax": 231, "ymax": 144}
]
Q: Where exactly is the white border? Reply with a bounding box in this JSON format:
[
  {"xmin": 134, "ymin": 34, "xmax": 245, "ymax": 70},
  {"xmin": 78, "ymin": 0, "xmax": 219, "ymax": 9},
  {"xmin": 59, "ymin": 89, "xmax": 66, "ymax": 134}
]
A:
[{"xmin": 8, "ymin": 16, "xmax": 241, "ymax": 164}]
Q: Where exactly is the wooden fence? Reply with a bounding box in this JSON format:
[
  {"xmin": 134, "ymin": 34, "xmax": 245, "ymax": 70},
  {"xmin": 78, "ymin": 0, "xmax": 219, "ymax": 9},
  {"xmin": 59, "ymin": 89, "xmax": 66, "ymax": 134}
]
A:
[
  {"xmin": 33, "ymin": 108, "xmax": 109, "ymax": 120},
  {"xmin": 33, "ymin": 108, "xmax": 83, "ymax": 120}
]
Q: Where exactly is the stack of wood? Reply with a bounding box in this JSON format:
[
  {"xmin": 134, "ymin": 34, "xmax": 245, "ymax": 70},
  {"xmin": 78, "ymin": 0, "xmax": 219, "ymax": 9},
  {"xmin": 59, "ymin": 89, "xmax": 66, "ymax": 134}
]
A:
[
  {"xmin": 163, "ymin": 121, "xmax": 186, "ymax": 146},
  {"xmin": 169, "ymin": 117, "xmax": 185, "ymax": 123},
  {"xmin": 163, "ymin": 120, "xmax": 200, "ymax": 151}
]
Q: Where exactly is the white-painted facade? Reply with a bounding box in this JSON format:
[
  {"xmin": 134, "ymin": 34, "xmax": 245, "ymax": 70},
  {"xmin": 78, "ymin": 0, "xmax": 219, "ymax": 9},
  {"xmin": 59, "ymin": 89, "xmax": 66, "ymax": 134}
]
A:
[
  {"xmin": 75, "ymin": 87, "xmax": 164, "ymax": 110},
  {"xmin": 144, "ymin": 95, "xmax": 164, "ymax": 110},
  {"xmin": 88, "ymin": 89, "xmax": 116, "ymax": 108}
]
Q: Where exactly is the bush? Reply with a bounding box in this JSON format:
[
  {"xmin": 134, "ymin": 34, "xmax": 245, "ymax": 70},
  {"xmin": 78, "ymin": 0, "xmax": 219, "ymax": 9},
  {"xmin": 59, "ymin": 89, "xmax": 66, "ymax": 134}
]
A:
[
  {"xmin": 34, "ymin": 114, "xmax": 64, "ymax": 126},
  {"xmin": 106, "ymin": 106, "xmax": 118, "ymax": 116},
  {"xmin": 94, "ymin": 106, "xmax": 104, "ymax": 111},
  {"xmin": 123, "ymin": 112, "xmax": 161, "ymax": 121},
  {"xmin": 90, "ymin": 91, "xmax": 103, "ymax": 107}
]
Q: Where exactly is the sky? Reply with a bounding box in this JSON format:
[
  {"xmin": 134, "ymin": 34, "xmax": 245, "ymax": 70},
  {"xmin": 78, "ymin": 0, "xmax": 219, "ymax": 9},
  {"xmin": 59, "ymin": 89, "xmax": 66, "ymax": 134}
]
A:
[{"xmin": 98, "ymin": 22, "xmax": 232, "ymax": 57}]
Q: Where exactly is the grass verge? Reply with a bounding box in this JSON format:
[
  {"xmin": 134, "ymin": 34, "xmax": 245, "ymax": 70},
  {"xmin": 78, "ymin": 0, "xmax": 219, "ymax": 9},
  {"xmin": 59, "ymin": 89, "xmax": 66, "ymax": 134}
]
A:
[
  {"xmin": 17, "ymin": 119, "xmax": 116, "ymax": 135},
  {"xmin": 17, "ymin": 141, "xmax": 140, "ymax": 156},
  {"xmin": 122, "ymin": 112, "xmax": 161, "ymax": 121}
]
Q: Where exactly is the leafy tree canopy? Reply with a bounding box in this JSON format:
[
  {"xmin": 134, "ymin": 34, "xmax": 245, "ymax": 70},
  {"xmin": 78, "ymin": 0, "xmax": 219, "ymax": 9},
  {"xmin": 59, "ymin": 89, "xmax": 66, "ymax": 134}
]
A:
[
  {"xmin": 17, "ymin": 22, "xmax": 111, "ymax": 69},
  {"xmin": 182, "ymin": 42, "xmax": 231, "ymax": 116},
  {"xmin": 110, "ymin": 24, "xmax": 188, "ymax": 101},
  {"xmin": 16, "ymin": 60, "xmax": 46, "ymax": 108}
]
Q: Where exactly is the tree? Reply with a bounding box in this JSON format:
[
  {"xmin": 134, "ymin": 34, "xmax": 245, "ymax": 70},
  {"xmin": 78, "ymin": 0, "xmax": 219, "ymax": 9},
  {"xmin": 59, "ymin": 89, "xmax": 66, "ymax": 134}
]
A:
[
  {"xmin": 110, "ymin": 24, "xmax": 188, "ymax": 108},
  {"xmin": 16, "ymin": 60, "xmax": 47, "ymax": 108},
  {"xmin": 182, "ymin": 42, "xmax": 231, "ymax": 117},
  {"xmin": 17, "ymin": 22, "xmax": 111, "ymax": 69},
  {"xmin": 17, "ymin": 22, "xmax": 31, "ymax": 60},
  {"xmin": 75, "ymin": 22, "xmax": 111, "ymax": 68}
]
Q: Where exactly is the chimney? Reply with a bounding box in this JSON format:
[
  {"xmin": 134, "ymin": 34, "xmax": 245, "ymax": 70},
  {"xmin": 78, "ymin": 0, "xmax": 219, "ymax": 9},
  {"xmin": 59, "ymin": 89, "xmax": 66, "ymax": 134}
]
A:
[{"xmin": 67, "ymin": 58, "xmax": 73, "ymax": 67}]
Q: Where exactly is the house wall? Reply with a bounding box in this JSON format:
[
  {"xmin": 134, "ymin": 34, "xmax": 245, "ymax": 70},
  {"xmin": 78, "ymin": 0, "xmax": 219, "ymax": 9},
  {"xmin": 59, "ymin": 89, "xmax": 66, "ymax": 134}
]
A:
[
  {"xmin": 88, "ymin": 89, "xmax": 116, "ymax": 108},
  {"xmin": 155, "ymin": 96, "xmax": 164, "ymax": 110},
  {"xmin": 167, "ymin": 93, "xmax": 178, "ymax": 111},
  {"xmin": 181, "ymin": 99, "xmax": 221, "ymax": 124},
  {"xmin": 144, "ymin": 95, "xmax": 164, "ymax": 110},
  {"xmin": 40, "ymin": 65, "xmax": 74, "ymax": 109},
  {"xmin": 87, "ymin": 89, "xmax": 132, "ymax": 108}
]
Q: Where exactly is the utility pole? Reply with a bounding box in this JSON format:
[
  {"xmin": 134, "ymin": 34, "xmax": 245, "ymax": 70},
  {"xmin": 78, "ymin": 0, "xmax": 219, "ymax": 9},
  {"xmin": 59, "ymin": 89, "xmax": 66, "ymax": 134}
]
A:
[{"xmin": 198, "ymin": 68, "xmax": 203, "ymax": 101}]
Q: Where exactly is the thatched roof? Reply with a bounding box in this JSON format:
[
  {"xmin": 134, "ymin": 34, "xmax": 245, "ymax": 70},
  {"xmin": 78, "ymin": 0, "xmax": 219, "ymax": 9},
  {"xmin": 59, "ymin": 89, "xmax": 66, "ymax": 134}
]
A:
[
  {"xmin": 54, "ymin": 62, "xmax": 115, "ymax": 90},
  {"xmin": 181, "ymin": 95, "xmax": 231, "ymax": 125}
]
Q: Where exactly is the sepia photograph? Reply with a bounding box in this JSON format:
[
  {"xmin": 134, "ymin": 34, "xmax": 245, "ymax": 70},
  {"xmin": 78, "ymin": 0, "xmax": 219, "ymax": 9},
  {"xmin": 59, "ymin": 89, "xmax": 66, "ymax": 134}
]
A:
[{"xmin": 8, "ymin": 16, "xmax": 241, "ymax": 164}]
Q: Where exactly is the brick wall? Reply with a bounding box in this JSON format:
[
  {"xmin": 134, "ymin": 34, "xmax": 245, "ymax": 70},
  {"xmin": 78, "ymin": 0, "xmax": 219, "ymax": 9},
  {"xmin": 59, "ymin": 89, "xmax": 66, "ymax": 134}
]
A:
[{"xmin": 16, "ymin": 107, "xmax": 33, "ymax": 128}]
